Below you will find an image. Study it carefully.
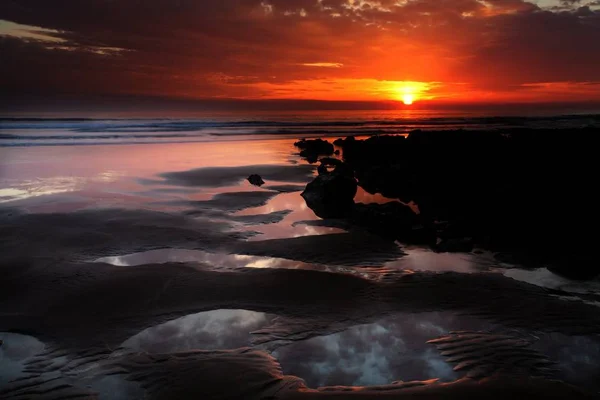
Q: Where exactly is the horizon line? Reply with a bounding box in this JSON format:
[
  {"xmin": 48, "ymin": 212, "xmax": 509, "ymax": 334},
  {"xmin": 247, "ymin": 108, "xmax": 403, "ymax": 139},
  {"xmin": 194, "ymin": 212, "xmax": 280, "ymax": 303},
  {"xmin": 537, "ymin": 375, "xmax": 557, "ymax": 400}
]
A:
[{"xmin": 3, "ymin": 93, "xmax": 600, "ymax": 114}]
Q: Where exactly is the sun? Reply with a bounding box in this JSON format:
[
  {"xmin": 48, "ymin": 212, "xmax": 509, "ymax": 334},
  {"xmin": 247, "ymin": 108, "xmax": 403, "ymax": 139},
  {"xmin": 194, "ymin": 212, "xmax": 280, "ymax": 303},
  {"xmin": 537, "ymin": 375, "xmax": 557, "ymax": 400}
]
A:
[
  {"xmin": 384, "ymin": 81, "xmax": 431, "ymax": 105},
  {"xmin": 393, "ymin": 83, "xmax": 421, "ymax": 105}
]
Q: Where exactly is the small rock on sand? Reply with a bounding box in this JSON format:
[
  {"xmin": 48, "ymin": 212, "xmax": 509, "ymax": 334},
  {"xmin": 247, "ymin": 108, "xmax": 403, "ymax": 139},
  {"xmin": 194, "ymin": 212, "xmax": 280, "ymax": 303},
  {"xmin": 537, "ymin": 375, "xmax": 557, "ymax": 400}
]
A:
[{"xmin": 247, "ymin": 174, "xmax": 265, "ymax": 187}]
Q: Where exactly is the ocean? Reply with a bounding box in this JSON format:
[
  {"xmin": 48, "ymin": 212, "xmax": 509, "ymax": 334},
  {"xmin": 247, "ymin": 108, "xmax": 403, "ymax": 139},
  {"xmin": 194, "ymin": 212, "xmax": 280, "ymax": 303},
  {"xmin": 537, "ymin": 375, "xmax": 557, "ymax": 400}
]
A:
[{"xmin": 1, "ymin": 110, "xmax": 599, "ymax": 147}]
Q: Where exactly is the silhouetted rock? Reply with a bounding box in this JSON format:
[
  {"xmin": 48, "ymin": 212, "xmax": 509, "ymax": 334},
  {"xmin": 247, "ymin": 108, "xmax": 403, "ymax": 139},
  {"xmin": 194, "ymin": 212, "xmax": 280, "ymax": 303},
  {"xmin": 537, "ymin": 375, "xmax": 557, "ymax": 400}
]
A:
[
  {"xmin": 350, "ymin": 202, "xmax": 435, "ymax": 245},
  {"xmin": 317, "ymin": 158, "xmax": 343, "ymax": 176},
  {"xmin": 301, "ymin": 160, "xmax": 434, "ymax": 243},
  {"xmin": 320, "ymin": 157, "xmax": 343, "ymax": 167},
  {"xmin": 294, "ymin": 138, "xmax": 334, "ymax": 163},
  {"xmin": 247, "ymin": 174, "xmax": 265, "ymax": 187},
  {"xmin": 355, "ymin": 164, "xmax": 413, "ymax": 200},
  {"xmin": 301, "ymin": 164, "xmax": 357, "ymax": 219},
  {"xmin": 316, "ymin": 128, "xmax": 599, "ymax": 279}
]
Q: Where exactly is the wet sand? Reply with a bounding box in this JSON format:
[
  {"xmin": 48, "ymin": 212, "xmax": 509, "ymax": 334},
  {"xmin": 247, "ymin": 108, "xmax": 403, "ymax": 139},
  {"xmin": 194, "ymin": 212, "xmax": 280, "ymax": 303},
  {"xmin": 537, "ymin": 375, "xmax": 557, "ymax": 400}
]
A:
[{"xmin": 1, "ymin": 137, "xmax": 600, "ymax": 398}]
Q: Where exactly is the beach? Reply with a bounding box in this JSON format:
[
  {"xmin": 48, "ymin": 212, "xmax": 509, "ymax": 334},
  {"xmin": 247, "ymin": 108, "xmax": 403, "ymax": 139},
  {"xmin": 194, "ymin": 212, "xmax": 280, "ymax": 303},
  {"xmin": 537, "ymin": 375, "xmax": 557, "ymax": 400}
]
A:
[{"xmin": 1, "ymin": 114, "xmax": 600, "ymax": 399}]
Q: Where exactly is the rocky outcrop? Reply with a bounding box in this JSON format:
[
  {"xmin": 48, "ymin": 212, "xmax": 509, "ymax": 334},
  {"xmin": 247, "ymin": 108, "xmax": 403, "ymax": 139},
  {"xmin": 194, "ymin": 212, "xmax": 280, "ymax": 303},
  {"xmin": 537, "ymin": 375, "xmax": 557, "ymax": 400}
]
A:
[
  {"xmin": 350, "ymin": 202, "xmax": 435, "ymax": 245},
  {"xmin": 330, "ymin": 128, "xmax": 599, "ymax": 279},
  {"xmin": 301, "ymin": 164, "xmax": 357, "ymax": 219},
  {"xmin": 319, "ymin": 157, "xmax": 343, "ymax": 167},
  {"xmin": 301, "ymin": 159, "xmax": 434, "ymax": 244},
  {"xmin": 294, "ymin": 139, "xmax": 335, "ymax": 163}
]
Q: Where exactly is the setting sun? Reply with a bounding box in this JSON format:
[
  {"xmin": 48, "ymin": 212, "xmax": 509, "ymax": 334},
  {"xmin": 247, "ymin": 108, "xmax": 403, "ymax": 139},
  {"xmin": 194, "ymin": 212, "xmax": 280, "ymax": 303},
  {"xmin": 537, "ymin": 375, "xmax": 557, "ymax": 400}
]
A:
[
  {"xmin": 402, "ymin": 94, "xmax": 414, "ymax": 105},
  {"xmin": 390, "ymin": 82, "xmax": 433, "ymax": 105}
]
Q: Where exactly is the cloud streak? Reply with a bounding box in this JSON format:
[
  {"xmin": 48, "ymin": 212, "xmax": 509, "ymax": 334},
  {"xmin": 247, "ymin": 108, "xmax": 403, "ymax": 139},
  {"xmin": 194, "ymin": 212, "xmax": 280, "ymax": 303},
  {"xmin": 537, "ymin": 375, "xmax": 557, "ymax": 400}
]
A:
[{"xmin": 301, "ymin": 63, "xmax": 344, "ymax": 68}]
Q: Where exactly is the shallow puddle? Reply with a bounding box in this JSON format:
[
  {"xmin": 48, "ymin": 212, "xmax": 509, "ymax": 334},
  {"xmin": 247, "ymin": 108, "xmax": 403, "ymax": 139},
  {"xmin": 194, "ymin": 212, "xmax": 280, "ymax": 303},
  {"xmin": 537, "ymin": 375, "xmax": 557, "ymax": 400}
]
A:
[
  {"xmin": 385, "ymin": 247, "xmax": 498, "ymax": 274},
  {"xmin": 0, "ymin": 333, "xmax": 45, "ymax": 385},
  {"xmin": 504, "ymin": 268, "xmax": 600, "ymax": 296},
  {"xmin": 122, "ymin": 309, "xmax": 275, "ymax": 354},
  {"xmin": 96, "ymin": 249, "xmax": 327, "ymax": 271},
  {"xmin": 271, "ymin": 311, "xmax": 494, "ymax": 387},
  {"xmin": 0, "ymin": 332, "xmax": 144, "ymax": 399},
  {"xmin": 233, "ymin": 191, "xmax": 346, "ymax": 240},
  {"xmin": 96, "ymin": 246, "xmax": 498, "ymax": 275},
  {"xmin": 271, "ymin": 312, "xmax": 600, "ymax": 392}
]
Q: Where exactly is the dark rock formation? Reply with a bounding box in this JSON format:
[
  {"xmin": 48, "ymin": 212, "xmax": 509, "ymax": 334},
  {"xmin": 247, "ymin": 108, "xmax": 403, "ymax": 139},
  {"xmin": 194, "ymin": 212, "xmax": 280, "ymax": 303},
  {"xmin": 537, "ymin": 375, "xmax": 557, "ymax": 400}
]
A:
[
  {"xmin": 301, "ymin": 160, "xmax": 434, "ymax": 244},
  {"xmin": 317, "ymin": 157, "xmax": 343, "ymax": 176},
  {"xmin": 301, "ymin": 164, "xmax": 357, "ymax": 219},
  {"xmin": 331, "ymin": 128, "xmax": 598, "ymax": 279},
  {"xmin": 317, "ymin": 164, "xmax": 328, "ymax": 176},
  {"xmin": 319, "ymin": 157, "xmax": 343, "ymax": 167},
  {"xmin": 350, "ymin": 202, "xmax": 435, "ymax": 245},
  {"xmin": 247, "ymin": 174, "xmax": 265, "ymax": 187},
  {"xmin": 334, "ymin": 136, "xmax": 355, "ymax": 147},
  {"xmin": 294, "ymin": 139, "xmax": 335, "ymax": 163}
]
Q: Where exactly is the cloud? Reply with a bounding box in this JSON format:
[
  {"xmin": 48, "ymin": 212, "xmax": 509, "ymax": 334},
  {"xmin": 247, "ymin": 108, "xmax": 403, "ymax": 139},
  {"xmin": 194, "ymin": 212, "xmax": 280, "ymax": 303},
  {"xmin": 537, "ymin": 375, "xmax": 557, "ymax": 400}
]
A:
[
  {"xmin": 0, "ymin": 19, "xmax": 64, "ymax": 42},
  {"xmin": 0, "ymin": 0, "xmax": 599, "ymax": 104},
  {"xmin": 301, "ymin": 62, "xmax": 344, "ymax": 68}
]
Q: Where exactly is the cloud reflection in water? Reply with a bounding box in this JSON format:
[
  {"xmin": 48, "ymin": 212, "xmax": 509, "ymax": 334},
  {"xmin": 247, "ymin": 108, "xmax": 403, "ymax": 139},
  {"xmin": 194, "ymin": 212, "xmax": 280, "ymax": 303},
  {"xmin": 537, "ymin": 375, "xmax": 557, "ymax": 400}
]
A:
[
  {"xmin": 122, "ymin": 309, "xmax": 275, "ymax": 354},
  {"xmin": 272, "ymin": 311, "xmax": 493, "ymax": 388},
  {"xmin": 0, "ymin": 333, "xmax": 45, "ymax": 385}
]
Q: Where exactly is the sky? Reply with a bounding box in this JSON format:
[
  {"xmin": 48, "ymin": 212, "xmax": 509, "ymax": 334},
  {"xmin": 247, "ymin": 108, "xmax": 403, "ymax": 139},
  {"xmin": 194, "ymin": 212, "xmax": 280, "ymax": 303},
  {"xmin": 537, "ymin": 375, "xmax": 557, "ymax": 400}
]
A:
[{"xmin": 1, "ymin": 0, "xmax": 600, "ymax": 110}]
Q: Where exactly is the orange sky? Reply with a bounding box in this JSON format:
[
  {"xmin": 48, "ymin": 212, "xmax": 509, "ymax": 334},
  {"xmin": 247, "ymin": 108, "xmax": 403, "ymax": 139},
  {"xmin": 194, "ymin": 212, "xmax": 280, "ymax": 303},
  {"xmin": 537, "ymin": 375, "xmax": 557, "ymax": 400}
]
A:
[{"xmin": 1, "ymin": 0, "xmax": 600, "ymax": 107}]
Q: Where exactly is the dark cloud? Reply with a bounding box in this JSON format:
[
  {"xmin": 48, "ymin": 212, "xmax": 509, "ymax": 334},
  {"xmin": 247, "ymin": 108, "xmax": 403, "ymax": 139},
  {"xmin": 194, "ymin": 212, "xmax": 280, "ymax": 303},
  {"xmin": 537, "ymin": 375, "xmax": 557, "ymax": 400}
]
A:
[{"xmin": 1, "ymin": 0, "xmax": 599, "ymax": 105}]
